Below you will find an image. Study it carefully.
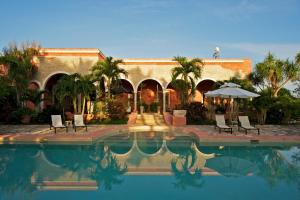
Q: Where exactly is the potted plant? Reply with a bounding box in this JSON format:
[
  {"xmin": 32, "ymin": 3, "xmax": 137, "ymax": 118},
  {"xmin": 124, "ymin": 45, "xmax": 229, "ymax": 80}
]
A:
[{"xmin": 18, "ymin": 107, "xmax": 36, "ymax": 124}]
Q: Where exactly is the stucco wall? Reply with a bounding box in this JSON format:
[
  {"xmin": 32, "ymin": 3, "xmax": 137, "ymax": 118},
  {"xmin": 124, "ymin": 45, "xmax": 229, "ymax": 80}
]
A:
[
  {"xmin": 35, "ymin": 49, "xmax": 252, "ymax": 91},
  {"xmin": 35, "ymin": 56, "xmax": 99, "ymax": 89}
]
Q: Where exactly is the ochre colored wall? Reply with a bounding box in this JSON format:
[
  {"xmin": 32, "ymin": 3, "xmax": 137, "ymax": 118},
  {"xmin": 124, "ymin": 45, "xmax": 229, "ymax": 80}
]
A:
[{"xmin": 35, "ymin": 49, "xmax": 252, "ymax": 93}]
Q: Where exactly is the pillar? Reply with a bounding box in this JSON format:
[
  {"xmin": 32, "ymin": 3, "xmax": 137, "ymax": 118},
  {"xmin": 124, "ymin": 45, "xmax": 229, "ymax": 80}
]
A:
[
  {"xmin": 163, "ymin": 90, "xmax": 167, "ymax": 113},
  {"xmin": 134, "ymin": 92, "xmax": 137, "ymax": 112}
]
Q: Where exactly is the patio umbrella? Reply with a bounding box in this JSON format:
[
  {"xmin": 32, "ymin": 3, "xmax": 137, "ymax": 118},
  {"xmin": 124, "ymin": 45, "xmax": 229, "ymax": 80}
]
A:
[
  {"xmin": 204, "ymin": 82, "xmax": 260, "ymax": 122},
  {"xmin": 205, "ymin": 82, "xmax": 260, "ymax": 99}
]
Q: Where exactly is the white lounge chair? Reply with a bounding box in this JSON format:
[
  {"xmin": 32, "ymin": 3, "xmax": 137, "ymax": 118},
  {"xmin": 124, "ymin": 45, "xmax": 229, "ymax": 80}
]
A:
[
  {"xmin": 238, "ymin": 116, "xmax": 260, "ymax": 135},
  {"xmin": 73, "ymin": 114, "xmax": 87, "ymax": 132},
  {"xmin": 215, "ymin": 115, "xmax": 232, "ymax": 134},
  {"xmin": 50, "ymin": 115, "xmax": 68, "ymax": 133}
]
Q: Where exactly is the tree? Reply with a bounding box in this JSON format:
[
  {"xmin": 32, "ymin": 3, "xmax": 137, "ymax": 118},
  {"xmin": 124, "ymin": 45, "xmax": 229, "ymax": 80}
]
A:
[
  {"xmin": 91, "ymin": 57, "xmax": 128, "ymax": 99},
  {"xmin": 0, "ymin": 76, "xmax": 11, "ymax": 104},
  {"xmin": 0, "ymin": 42, "xmax": 40, "ymax": 106},
  {"xmin": 53, "ymin": 73, "xmax": 95, "ymax": 115},
  {"xmin": 75, "ymin": 74, "xmax": 95, "ymax": 114},
  {"xmin": 294, "ymin": 81, "xmax": 300, "ymax": 97},
  {"xmin": 171, "ymin": 56, "xmax": 203, "ymax": 105},
  {"xmin": 251, "ymin": 52, "xmax": 300, "ymax": 97},
  {"xmin": 53, "ymin": 74, "xmax": 79, "ymax": 114}
]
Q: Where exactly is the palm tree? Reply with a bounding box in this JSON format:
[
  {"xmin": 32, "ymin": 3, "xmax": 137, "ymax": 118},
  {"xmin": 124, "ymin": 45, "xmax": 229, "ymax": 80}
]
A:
[
  {"xmin": 171, "ymin": 56, "xmax": 203, "ymax": 105},
  {"xmin": 53, "ymin": 75, "xmax": 73, "ymax": 117},
  {"xmin": 91, "ymin": 57, "xmax": 128, "ymax": 99},
  {"xmin": 75, "ymin": 74, "xmax": 95, "ymax": 114},
  {"xmin": 253, "ymin": 52, "xmax": 300, "ymax": 97},
  {"xmin": 0, "ymin": 42, "xmax": 40, "ymax": 106}
]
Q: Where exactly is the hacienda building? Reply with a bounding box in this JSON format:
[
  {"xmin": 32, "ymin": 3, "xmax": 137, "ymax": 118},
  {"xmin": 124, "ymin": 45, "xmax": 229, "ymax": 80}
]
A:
[{"xmin": 24, "ymin": 48, "xmax": 252, "ymax": 113}]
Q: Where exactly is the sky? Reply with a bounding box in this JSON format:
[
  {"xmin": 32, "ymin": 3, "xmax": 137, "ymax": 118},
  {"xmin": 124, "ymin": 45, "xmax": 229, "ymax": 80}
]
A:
[{"xmin": 0, "ymin": 0, "xmax": 300, "ymax": 65}]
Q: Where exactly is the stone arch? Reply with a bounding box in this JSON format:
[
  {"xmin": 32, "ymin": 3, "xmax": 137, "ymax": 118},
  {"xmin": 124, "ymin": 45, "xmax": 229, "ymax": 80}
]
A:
[
  {"xmin": 136, "ymin": 78, "xmax": 164, "ymax": 113},
  {"xmin": 29, "ymin": 80, "xmax": 41, "ymax": 90},
  {"xmin": 114, "ymin": 79, "xmax": 135, "ymax": 113},
  {"xmin": 195, "ymin": 79, "xmax": 216, "ymax": 103},
  {"xmin": 135, "ymin": 77, "xmax": 163, "ymax": 93},
  {"xmin": 165, "ymin": 79, "xmax": 187, "ymax": 110},
  {"xmin": 43, "ymin": 72, "xmax": 70, "ymax": 109},
  {"xmin": 42, "ymin": 71, "xmax": 70, "ymax": 90}
]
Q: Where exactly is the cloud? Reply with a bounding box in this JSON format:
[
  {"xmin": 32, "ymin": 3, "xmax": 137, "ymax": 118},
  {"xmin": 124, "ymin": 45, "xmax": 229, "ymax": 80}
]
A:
[{"xmin": 223, "ymin": 42, "xmax": 300, "ymax": 60}]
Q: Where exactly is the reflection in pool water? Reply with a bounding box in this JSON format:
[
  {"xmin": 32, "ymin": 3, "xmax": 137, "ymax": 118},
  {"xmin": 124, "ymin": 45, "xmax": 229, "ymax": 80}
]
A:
[{"xmin": 0, "ymin": 132, "xmax": 299, "ymax": 200}]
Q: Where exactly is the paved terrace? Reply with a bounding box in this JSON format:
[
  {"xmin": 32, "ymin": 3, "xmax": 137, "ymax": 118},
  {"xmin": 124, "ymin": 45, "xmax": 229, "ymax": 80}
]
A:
[{"xmin": 0, "ymin": 124, "xmax": 299, "ymax": 145}]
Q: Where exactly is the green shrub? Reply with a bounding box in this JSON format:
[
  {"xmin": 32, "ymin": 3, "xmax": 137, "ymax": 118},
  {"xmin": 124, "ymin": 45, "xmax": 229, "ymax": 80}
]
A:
[
  {"xmin": 33, "ymin": 106, "xmax": 60, "ymax": 124},
  {"xmin": 264, "ymin": 95, "xmax": 297, "ymax": 124},
  {"xmin": 107, "ymin": 100, "xmax": 126, "ymax": 120},
  {"xmin": 183, "ymin": 102, "xmax": 208, "ymax": 124},
  {"xmin": 150, "ymin": 102, "xmax": 159, "ymax": 112},
  {"xmin": 8, "ymin": 107, "xmax": 36, "ymax": 124}
]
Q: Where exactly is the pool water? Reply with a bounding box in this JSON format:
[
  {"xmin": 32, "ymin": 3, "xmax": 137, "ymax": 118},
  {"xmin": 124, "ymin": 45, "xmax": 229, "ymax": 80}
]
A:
[{"xmin": 0, "ymin": 132, "xmax": 299, "ymax": 200}]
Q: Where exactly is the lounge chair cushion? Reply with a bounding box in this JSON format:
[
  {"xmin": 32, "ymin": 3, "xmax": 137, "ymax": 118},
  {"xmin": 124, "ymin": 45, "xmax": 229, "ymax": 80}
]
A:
[
  {"xmin": 239, "ymin": 116, "xmax": 256, "ymax": 129},
  {"xmin": 74, "ymin": 115, "xmax": 86, "ymax": 127},
  {"xmin": 215, "ymin": 115, "xmax": 230, "ymax": 128},
  {"xmin": 51, "ymin": 115, "xmax": 66, "ymax": 128}
]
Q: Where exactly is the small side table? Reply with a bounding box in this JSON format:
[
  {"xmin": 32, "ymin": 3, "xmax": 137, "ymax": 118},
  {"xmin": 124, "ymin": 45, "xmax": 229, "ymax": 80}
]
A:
[{"xmin": 65, "ymin": 120, "xmax": 73, "ymax": 127}]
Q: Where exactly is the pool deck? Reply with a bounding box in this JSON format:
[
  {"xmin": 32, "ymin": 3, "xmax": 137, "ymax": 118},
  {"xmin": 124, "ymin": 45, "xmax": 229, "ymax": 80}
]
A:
[{"xmin": 0, "ymin": 124, "xmax": 299, "ymax": 145}]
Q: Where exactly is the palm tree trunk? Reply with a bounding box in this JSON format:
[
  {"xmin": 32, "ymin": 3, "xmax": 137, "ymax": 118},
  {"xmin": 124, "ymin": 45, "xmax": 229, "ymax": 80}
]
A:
[
  {"xmin": 73, "ymin": 97, "xmax": 77, "ymax": 114},
  {"xmin": 107, "ymin": 79, "xmax": 111, "ymax": 99},
  {"xmin": 82, "ymin": 96, "xmax": 86, "ymax": 115}
]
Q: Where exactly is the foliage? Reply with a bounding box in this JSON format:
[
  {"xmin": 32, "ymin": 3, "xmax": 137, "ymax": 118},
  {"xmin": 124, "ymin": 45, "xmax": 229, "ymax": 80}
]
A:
[
  {"xmin": 33, "ymin": 106, "xmax": 60, "ymax": 124},
  {"xmin": 266, "ymin": 95, "xmax": 298, "ymax": 124},
  {"xmin": 250, "ymin": 52, "xmax": 300, "ymax": 97},
  {"xmin": 107, "ymin": 100, "xmax": 127, "ymax": 120},
  {"xmin": 0, "ymin": 76, "xmax": 12, "ymax": 104},
  {"xmin": 250, "ymin": 88, "xmax": 299, "ymax": 124},
  {"xmin": 171, "ymin": 56, "xmax": 203, "ymax": 105},
  {"xmin": 53, "ymin": 73, "xmax": 95, "ymax": 114},
  {"xmin": 294, "ymin": 80, "xmax": 300, "ymax": 97},
  {"xmin": 53, "ymin": 73, "xmax": 79, "ymax": 113},
  {"xmin": 8, "ymin": 107, "xmax": 36, "ymax": 124},
  {"xmin": 150, "ymin": 102, "xmax": 159, "ymax": 112},
  {"xmin": 0, "ymin": 42, "xmax": 40, "ymax": 106},
  {"xmin": 75, "ymin": 74, "xmax": 96, "ymax": 114},
  {"xmin": 183, "ymin": 102, "xmax": 208, "ymax": 124},
  {"xmin": 91, "ymin": 57, "xmax": 128, "ymax": 99}
]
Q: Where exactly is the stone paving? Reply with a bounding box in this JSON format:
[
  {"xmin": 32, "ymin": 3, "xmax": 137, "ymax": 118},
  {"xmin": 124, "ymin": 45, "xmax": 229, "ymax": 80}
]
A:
[{"xmin": 0, "ymin": 124, "xmax": 299, "ymax": 145}]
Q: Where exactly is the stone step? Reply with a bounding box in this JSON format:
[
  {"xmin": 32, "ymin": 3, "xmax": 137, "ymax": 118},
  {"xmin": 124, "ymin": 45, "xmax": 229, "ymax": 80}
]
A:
[{"xmin": 134, "ymin": 113, "xmax": 166, "ymax": 126}]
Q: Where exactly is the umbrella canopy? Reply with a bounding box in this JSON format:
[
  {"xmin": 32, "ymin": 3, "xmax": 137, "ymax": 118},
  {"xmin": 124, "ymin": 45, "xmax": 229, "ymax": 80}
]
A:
[
  {"xmin": 205, "ymin": 155, "xmax": 258, "ymax": 177},
  {"xmin": 205, "ymin": 82, "xmax": 259, "ymax": 99}
]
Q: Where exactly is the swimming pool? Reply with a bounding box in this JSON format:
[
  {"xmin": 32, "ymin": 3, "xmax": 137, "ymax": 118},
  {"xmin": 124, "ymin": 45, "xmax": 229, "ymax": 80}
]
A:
[{"xmin": 0, "ymin": 131, "xmax": 299, "ymax": 200}]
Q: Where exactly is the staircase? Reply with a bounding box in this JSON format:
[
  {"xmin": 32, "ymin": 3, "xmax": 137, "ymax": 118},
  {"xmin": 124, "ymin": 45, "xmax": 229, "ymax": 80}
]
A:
[{"xmin": 134, "ymin": 113, "xmax": 166, "ymax": 126}]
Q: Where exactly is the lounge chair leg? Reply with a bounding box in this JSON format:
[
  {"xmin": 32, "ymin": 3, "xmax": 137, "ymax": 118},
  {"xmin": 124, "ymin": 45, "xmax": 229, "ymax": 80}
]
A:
[
  {"xmin": 258, "ymin": 129, "xmax": 260, "ymax": 135},
  {"xmin": 66, "ymin": 127, "xmax": 68, "ymax": 133},
  {"xmin": 230, "ymin": 129, "xmax": 232, "ymax": 134},
  {"xmin": 85, "ymin": 126, "xmax": 87, "ymax": 131},
  {"xmin": 54, "ymin": 128, "xmax": 56, "ymax": 134},
  {"xmin": 245, "ymin": 130, "xmax": 247, "ymax": 135},
  {"xmin": 219, "ymin": 128, "xmax": 221, "ymax": 134},
  {"xmin": 75, "ymin": 127, "xmax": 76, "ymax": 132}
]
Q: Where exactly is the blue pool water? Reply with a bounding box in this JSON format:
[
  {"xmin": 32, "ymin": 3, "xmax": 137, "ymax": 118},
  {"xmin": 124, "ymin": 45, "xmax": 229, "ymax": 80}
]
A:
[{"xmin": 0, "ymin": 132, "xmax": 299, "ymax": 200}]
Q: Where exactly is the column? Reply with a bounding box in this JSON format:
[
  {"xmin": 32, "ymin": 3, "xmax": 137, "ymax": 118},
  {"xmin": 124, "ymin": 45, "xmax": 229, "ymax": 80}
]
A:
[
  {"xmin": 134, "ymin": 92, "xmax": 137, "ymax": 112},
  {"xmin": 163, "ymin": 90, "xmax": 166, "ymax": 113}
]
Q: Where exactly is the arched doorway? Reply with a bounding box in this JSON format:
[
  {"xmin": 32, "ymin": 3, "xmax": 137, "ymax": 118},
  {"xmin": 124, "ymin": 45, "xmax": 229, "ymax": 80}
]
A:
[
  {"xmin": 137, "ymin": 79, "xmax": 163, "ymax": 113},
  {"xmin": 166, "ymin": 80, "xmax": 186, "ymax": 110},
  {"xmin": 113, "ymin": 79, "xmax": 134, "ymax": 113},
  {"xmin": 195, "ymin": 79, "xmax": 215, "ymax": 104},
  {"xmin": 43, "ymin": 73, "xmax": 70, "ymax": 109}
]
